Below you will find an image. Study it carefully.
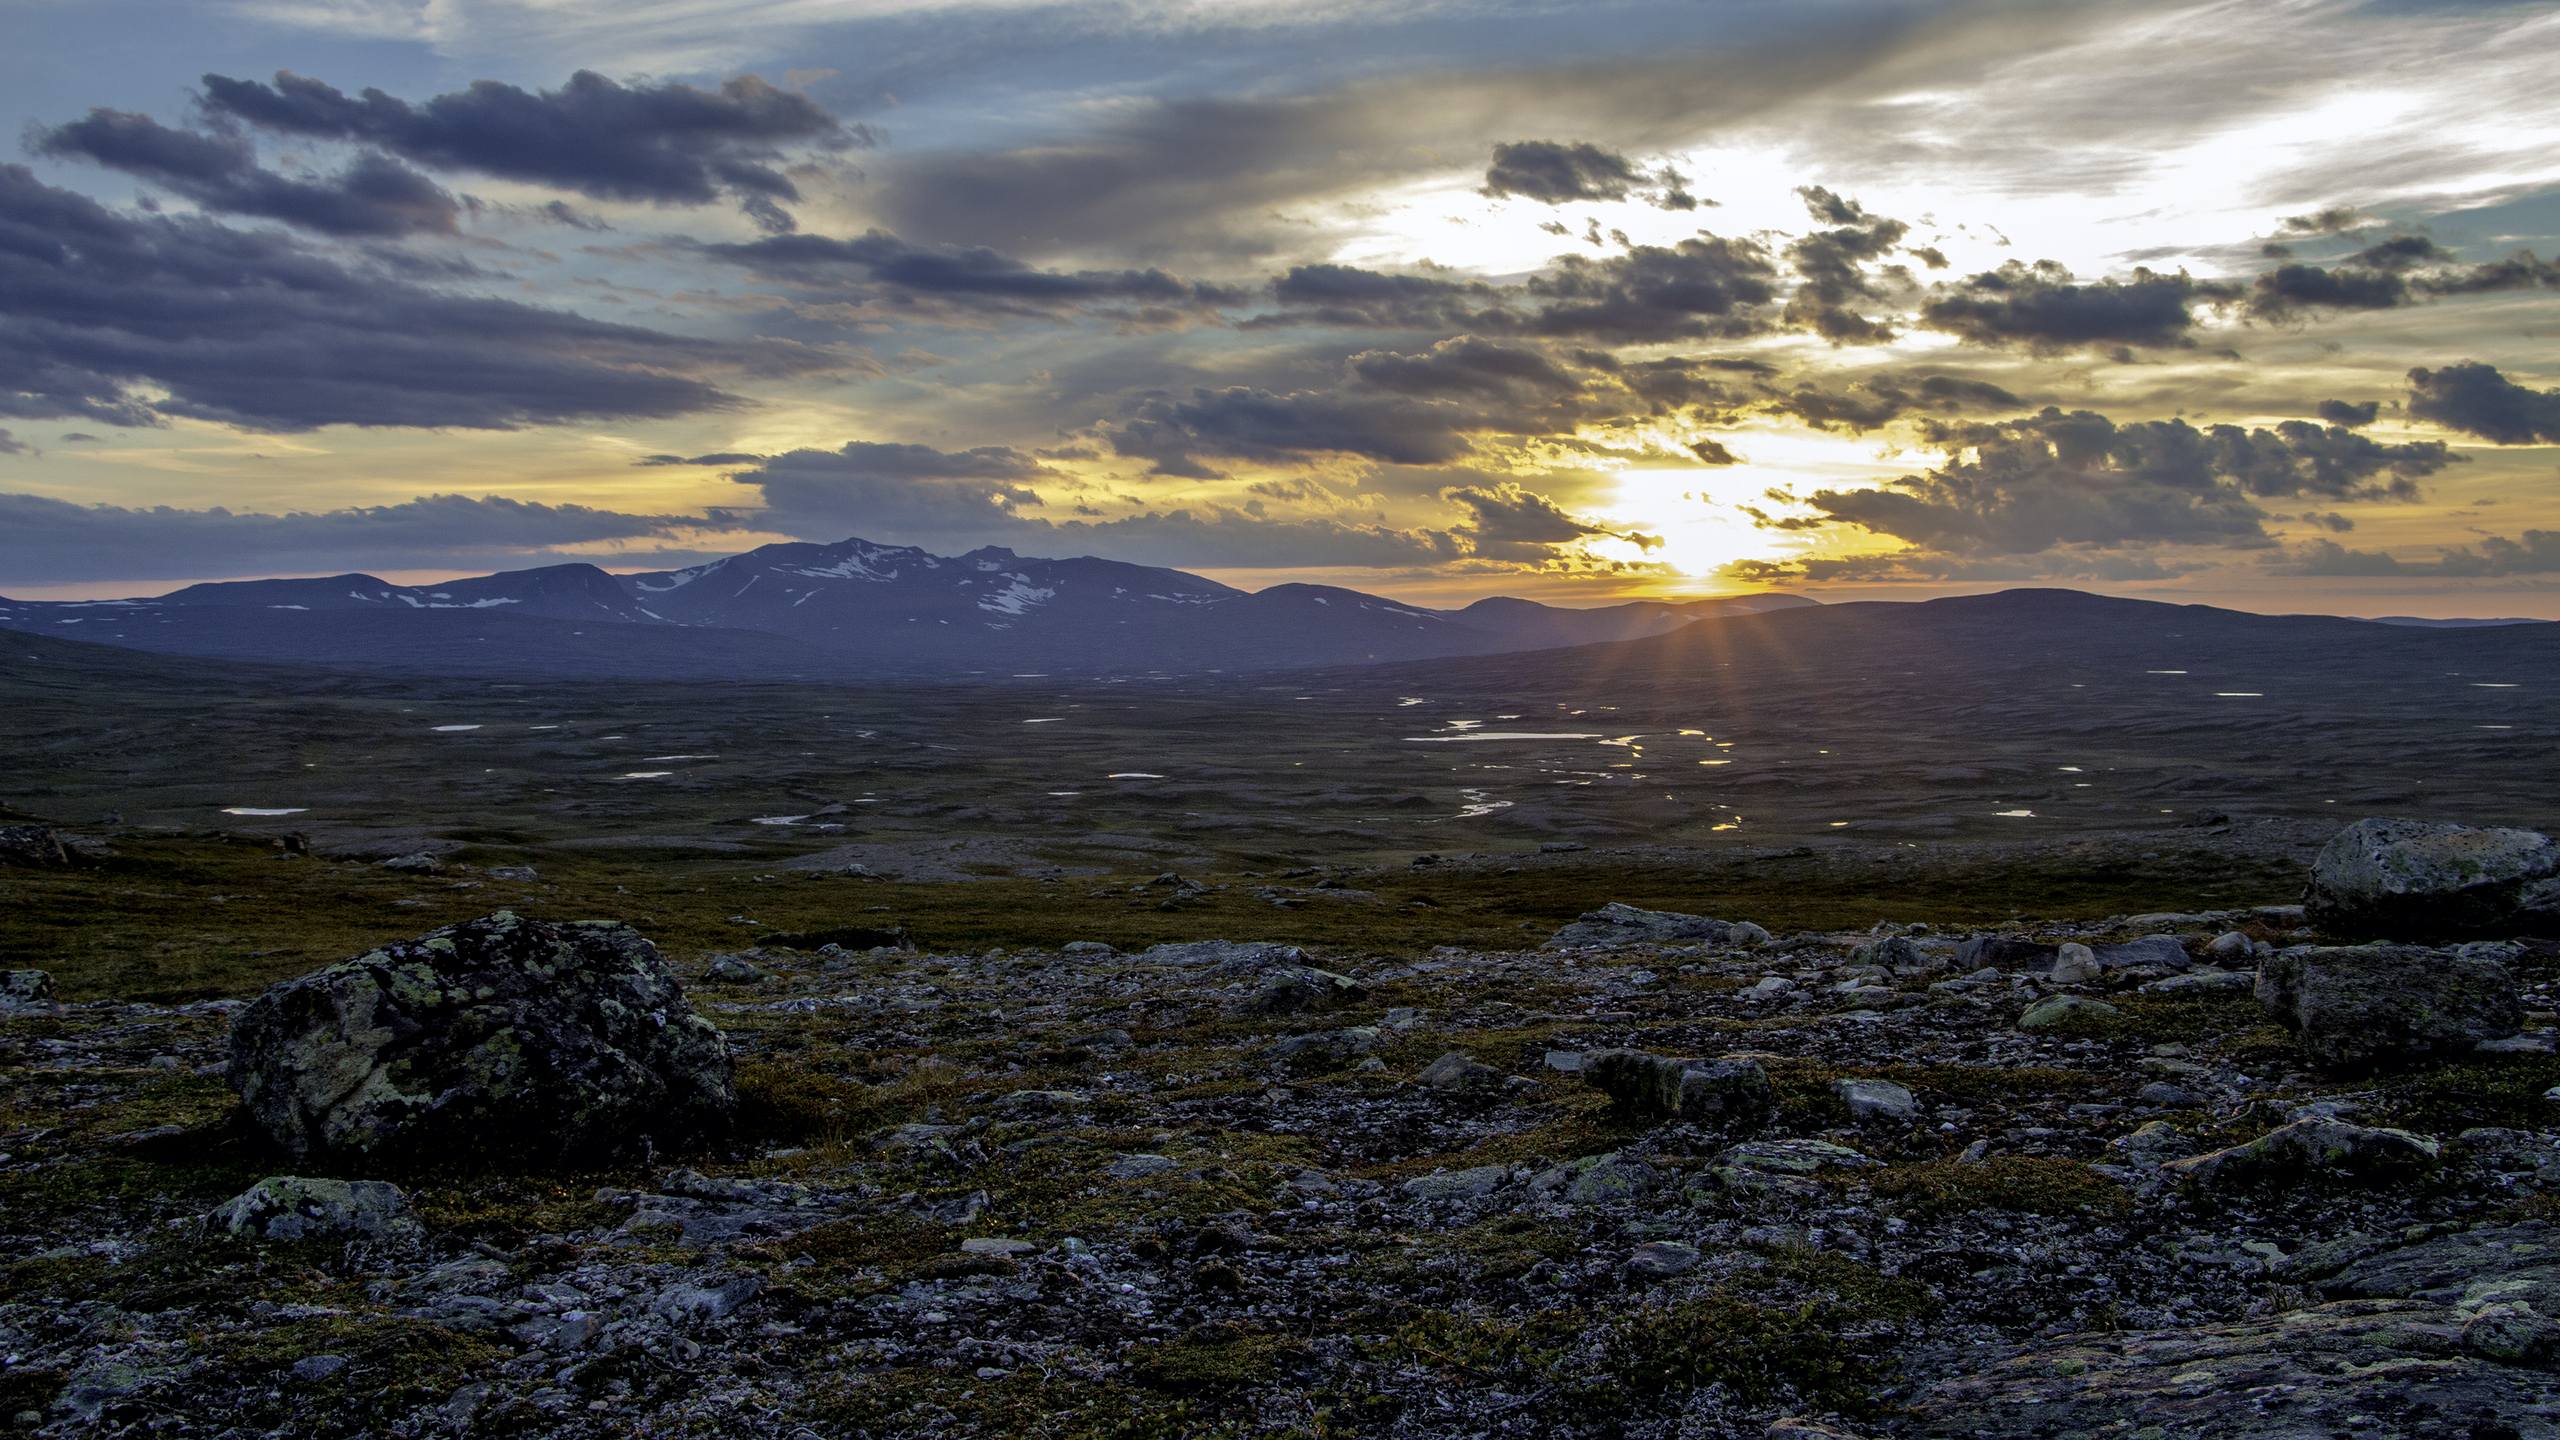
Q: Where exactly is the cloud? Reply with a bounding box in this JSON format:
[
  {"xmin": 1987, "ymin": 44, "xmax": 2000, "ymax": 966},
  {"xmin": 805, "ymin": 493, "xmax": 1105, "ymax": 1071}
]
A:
[
  {"xmin": 1481, "ymin": 140, "xmax": 1645, "ymax": 204},
  {"xmin": 1442, "ymin": 480, "xmax": 1622, "ymax": 554},
  {"xmin": 0, "ymin": 490, "xmax": 702, "ymax": 585},
  {"xmin": 1509, "ymin": 234, "xmax": 1780, "ymax": 343},
  {"xmin": 1253, "ymin": 234, "xmax": 1782, "ymax": 344},
  {"xmin": 1688, "ymin": 437, "xmax": 1743, "ymax": 465},
  {"xmin": 700, "ymin": 229, "xmax": 1243, "ymax": 323},
  {"xmin": 2407, "ymin": 361, "xmax": 2560, "ymax": 443},
  {"xmin": 727, "ymin": 441, "xmax": 1055, "ymax": 536},
  {"xmin": 637, "ymin": 451, "xmax": 767, "ymax": 467},
  {"xmin": 2246, "ymin": 236, "xmax": 2560, "ymax": 319},
  {"xmin": 1104, "ymin": 387, "xmax": 1486, "ymax": 477},
  {"xmin": 197, "ymin": 69, "xmax": 860, "ymax": 229},
  {"xmin": 0, "ymin": 164, "xmax": 827, "ymax": 432},
  {"xmin": 2317, "ymin": 398, "xmax": 2381, "ymax": 427},
  {"xmin": 1253, "ymin": 263, "xmax": 1501, "ymax": 330},
  {"xmin": 1918, "ymin": 260, "xmax": 2241, "ymax": 352},
  {"xmin": 1746, "ymin": 407, "xmax": 2458, "ymax": 577},
  {"xmin": 32, "ymin": 109, "xmax": 464, "ymax": 239},
  {"xmin": 1780, "ymin": 187, "xmax": 1911, "ymax": 343},
  {"xmin": 1759, "ymin": 372, "xmax": 2020, "ymax": 432},
  {"xmin": 2280, "ymin": 530, "xmax": 2560, "ymax": 577}
]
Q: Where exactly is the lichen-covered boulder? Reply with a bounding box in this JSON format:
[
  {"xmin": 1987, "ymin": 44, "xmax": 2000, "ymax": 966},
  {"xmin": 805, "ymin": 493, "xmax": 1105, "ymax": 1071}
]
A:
[
  {"xmin": 1585, "ymin": 1049, "xmax": 1774, "ymax": 1129},
  {"xmin": 227, "ymin": 912, "xmax": 735, "ymax": 1165},
  {"xmin": 1, "ymin": 969, "xmax": 55, "ymax": 1010},
  {"xmin": 210, "ymin": 1176, "xmax": 422, "ymax": 1243},
  {"xmin": 2255, "ymin": 943, "xmax": 2522, "ymax": 1070},
  {"xmin": 2305, "ymin": 817, "xmax": 2560, "ymax": 939}
]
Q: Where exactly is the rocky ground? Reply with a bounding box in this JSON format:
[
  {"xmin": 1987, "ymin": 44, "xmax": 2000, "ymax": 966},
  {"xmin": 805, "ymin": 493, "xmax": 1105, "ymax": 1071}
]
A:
[{"xmin": 5, "ymin": 827, "xmax": 2560, "ymax": 1438}]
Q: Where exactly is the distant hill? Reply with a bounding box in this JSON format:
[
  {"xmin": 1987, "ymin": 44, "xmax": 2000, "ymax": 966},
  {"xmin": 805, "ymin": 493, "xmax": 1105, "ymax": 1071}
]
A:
[{"xmin": 0, "ymin": 537, "xmax": 1812, "ymax": 678}]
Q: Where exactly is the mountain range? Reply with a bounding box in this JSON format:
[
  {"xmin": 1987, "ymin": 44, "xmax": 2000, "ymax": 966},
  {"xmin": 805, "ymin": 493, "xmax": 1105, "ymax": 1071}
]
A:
[{"xmin": 0, "ymin": 537, "xmax": 1813, "ymax": 678}]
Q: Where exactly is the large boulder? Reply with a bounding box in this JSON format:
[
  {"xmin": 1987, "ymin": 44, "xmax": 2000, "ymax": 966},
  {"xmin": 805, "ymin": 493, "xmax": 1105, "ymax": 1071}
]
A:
[
  {"xmin": 1584, "ymin": 1049, "xmax": 1774, "ymax": 1129},
  {"xmin": 2255, "ymin": 943, "xmax": 2522, "ymax": 1069},
  {"xmin": 227, "ymin": 912, "xmax": 735, "ymax": 1165},
  {"xmin": 2305, "ymin": 818, "xmax": 2560, "ymax": 939},
  {"xmin": 1545, "ymin": 903, "xmax": 1768, "ymax": 950}
]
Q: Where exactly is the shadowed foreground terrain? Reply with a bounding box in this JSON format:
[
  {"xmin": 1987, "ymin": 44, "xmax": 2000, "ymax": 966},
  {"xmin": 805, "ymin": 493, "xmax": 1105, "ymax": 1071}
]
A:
[{"xmin": 2, "ymin": 599, "xmax": 2556, "ymax": 1437}]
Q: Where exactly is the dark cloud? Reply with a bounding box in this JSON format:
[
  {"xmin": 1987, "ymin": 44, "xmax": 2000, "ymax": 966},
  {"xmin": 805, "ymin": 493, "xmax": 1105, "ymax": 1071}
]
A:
[
  {"xmin": 1919, "ymin": 260, "xmax": 2241, "ymax": 352},
  {"xmin": 1688, "ymin": 437, "xmax": 1743, "ymax": 465},
  {"xmin": 1752, "ymin": 407, "xmax": 2457, "ymax": 574},
  {"xmin": 1442, "ymin": 480, "xmax": 1647, "ymax": 560},
  {"xmin": 2317, "ymin": 398, "xmax": 2381, "ymax": 427},
  {"xmin": 199, "ymin": 70, "xmax": 859, "ymax": 231},
  {"xmin": 636, "ymin": 452, "xmax": 767, "ymax": 467},
  {"xmin": 1254, "ymin": 263, "xmax": 1499, "ymax": 330},
  {"xmin": 719, "ymin": 440, "xmax": 1466, "ymax": 568},
  {"xmin": 1253, "ymin": 235, "xmax": 1783, "ymax": 344},
  {"xmin": 0, "ymin": 164, "xmax": 816, "ymax": 432},
  {"xmin": 727, "ymin": 441, "xmax": 1055, "ymax": 536},
  {"xmin": 1348, "ymin": 336, "xmax": 1581, "ymax": 401},
  {"xmin": 2407, "ymin": 361, "xmax": 2560, "ymax": 443},
  {"xmin": 2281, "ymin": 530, "xmax": 2560, "ymax": 577},
  {"xmin": 1758, "ymin": 372, "xmax": 2020, "ymax": 431},
  {"xmin": 32, "ymin": 108, "xmax": 463, "ymax": 238},
  {"xmin": 1481, "ymin": 140, "xmax": 1646, "ymax": 204},
  {"xmin": 1780, "ymin": 188, "xmax": 1911, "ymax": 344},
  {"xmin": 1104, "ymin": 387, "xmax": 1485, "ymax": 477},
  {"xmin": 0, "ymin": 490, "xmax": 697, "ymax": 584},
  {"xmin": 2246, "ymin": 237, "xmax": 2560, "ymax": 319},
  {"xmin": 701, "ymin": 229, "xmax": 1243, "ymax": 323},
  {"xmin": 0, "ymin": 429, "xmax": 27, "ymax": 456},
  {"xmin": 2280, "ymin": 206, "xmax": 2372, "ymax": 236},
  {"xmin": 1510, "ymin": 234, "xmax": 1779, "ymax": 343}
]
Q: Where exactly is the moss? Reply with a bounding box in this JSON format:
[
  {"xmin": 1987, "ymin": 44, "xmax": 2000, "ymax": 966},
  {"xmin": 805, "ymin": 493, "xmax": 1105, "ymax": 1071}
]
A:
[
  {"xmin": 2371, "ymin": 1054, "xmax": 2560, "ymax": 1134},
  {"xmin": 408, "ymin": 1173, "xmax": 629, "ymax": 1246},
  {"xmin": 1865, "ymin": 1157, "xmax": 2131, "ymax": 1218},
  {"xmin": 1604, "ymin": 1295, "xmax": 1887, "ymax": 1413},
  {"xmin": 184, "ymin": 1314, "xmax": 510, "ymax": 1436},
  {"xmin": 798, "ymin": 1368, "xmax": 1222, "ymax": 1440},
  {"xmin": 1731, "ymin": 1244, "xmax": 1937, "ymax": 1322},
  {"xmin": 1127, "ymin": 1324, "xmax": 1311, "ymax": 1393}
]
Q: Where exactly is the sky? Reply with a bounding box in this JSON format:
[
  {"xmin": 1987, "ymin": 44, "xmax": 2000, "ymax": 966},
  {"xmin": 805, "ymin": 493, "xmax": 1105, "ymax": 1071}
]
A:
[{"xmin": 1, "ymin": 0, "xmax": 2556, "ymax": 615}]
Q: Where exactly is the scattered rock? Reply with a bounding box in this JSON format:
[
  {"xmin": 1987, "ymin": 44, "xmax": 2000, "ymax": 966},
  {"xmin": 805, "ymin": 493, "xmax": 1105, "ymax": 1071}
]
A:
[
  {"xmin": 1546, "ymin": 903, "xmax": 1769, "ymax": 949},
  {"xmin": 1626, "ymin": 1241, "xmax": 1700, "ymax": 1278},
  {"xmin": 1264, "ymin": 1026, "xmax": 1381, "ymax": 1073},
  {"xmin": 2255, "ymin": 942, "xmax": 2522, "ymax": 1069},
  {"xmin": 2047, "ymin": 942, "xmax": 2098, "ymax": 984},
  {"xmin": 1905, "ymin": 1300, "xmax": 2559, "ymax": 1438},
  {"xmin": 1956, "ymin": 935, "xmax": 2058, "ymax": 970},
  {"xmin": 0, "ymin": 824, "xmax": 73, "ymax": 867},
  {"xmin": 1417, "ymin": 1051, "xmax": 1504, "ymax": 1094},
  {"xmin": 702, "ymin": 952, "xmax": 771, "ymax": 985},
  {"xmin": 1400, "ymin": 1164, "xmax": 1510, "ymax": 1202},
  {"xmin": 378, "ymin": 852, "xmax": 442, "ymax": 874},
  {"xmin": 2162, "ymin": 1117, "xmax": 2440, "ymax": 1191},
  {"xmin": 2017, "ymin": 995, "xmax": 2118, "ymax": 1031},
  {"xmin": 2304, "ymin": 816, "xmax": 2560, "ymax": 938},
  {"xmin": 1833, "ymin": 1077, "xmax": 1919, "ymax": 1125},
  {"xmin": 226, "ymin": 912, "xmax": 737, "ymax": 1164},
  {"xmin": 1244, "ymin": 964, "xmax": 1364, "ymax": 1014},
  {"xmin": 2089, "ymin": 934, "xmax": 2191, "ymax": 973}
]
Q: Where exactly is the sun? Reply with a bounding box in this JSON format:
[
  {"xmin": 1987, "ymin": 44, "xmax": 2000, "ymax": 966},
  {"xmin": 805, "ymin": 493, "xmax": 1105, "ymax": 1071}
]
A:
[{"xmin": 1586, "ymin": 426, "xmax": 1912, "ymax": 582}]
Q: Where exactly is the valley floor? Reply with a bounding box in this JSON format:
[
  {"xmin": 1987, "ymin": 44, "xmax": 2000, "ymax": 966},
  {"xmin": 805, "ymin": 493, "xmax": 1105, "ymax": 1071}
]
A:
[{"xmin": 4, "ymin": 833, "xmax": 2558, "ymax": 1438}]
